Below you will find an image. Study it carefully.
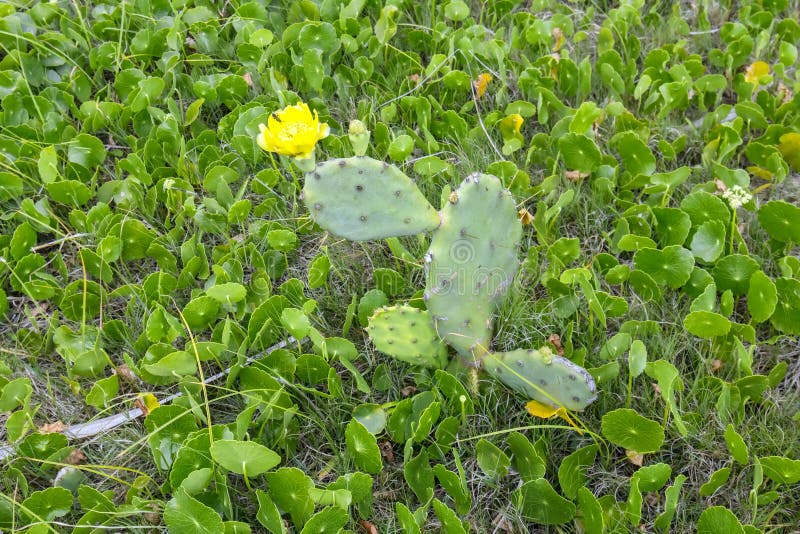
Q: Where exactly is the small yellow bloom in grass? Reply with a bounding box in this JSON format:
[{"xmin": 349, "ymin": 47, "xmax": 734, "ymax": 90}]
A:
[
  {"xmin": 744, "ymin": 61, "xmax": 770, "ymax": 85},
  {"xmin": 525, "ymin": 400, "xmax": 582, "ymax": 433},
  {"xmin": 474, "ymin": 73, "xmax": 493, "ymax": 98},
  {"xmin": 499, "ymin": 113, "xmax": 524, "ymax": 136},
  {"xmin": 257, "ymin": 101, "xmax": 330, "ymax": 160}
]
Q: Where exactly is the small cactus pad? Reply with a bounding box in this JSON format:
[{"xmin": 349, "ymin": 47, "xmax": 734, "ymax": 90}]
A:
[
  {"xmin": 424, "ymin": 173, "xmax": 522, "ymax": 360},
  {"xmin": 303, "ymin": 156, "xmax": 440, "ymax": 241},
  {"xmin": 365, "ymin": 305, "xmax": 448, "ymax": 368},
  {"xmin": 482, "ymin": 348, "xmax": 597, "ymax": 411}
]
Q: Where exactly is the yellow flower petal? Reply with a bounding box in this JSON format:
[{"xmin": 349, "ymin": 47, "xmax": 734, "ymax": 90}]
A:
[
  {"xmin": 498, "ymin": 114, "xmax": 524, "ymax": 139},
  {"xmin": 744, "ymin": 61, "xmax": 770, "ymax": 85},
  {"xmin": 525, "ymin": 400, "xmax": 582, "ymax": 433},
  {"xmin": 474, "ymin": 73, "xmax": 493, "ymax": 98},
  {"xmin": 258, "ymin": 101, "xmax": 328, "ymax": 159},
  {"xmin": 525, "ymin": 400, "xmax": 559, "ymax": 418}
]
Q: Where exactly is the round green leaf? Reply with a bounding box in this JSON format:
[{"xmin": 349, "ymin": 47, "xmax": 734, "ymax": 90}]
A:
[
  {"xmin": 21, "ymin": 487, "xmax": 73, "ymax": 522},
  {"xmin": 514, "ymin": 478, "xmax": 576, "ymax": 525},
  {"xmin": 210, "ymin": 440, "xmax": 281, "ymax": 476},
  {"xmin": 298, "ymin": 22, "xmax": 339, "ymax": 53},
  {"xmin": 299, "ymin": 506, "xmax": 349, "ymax": 534},
  {"xmin": 712, "ymin": 254, "xmax": 759, "ymax": 294},
  {"xmin": 772, "ymin": 278, "xmax": 800, "ymax": 334},
  {"xmin": 281, "ymin": 308, "xmax": 311, "ymax": 338},
  {"xmin": 680, "ymin": 191, "xmax": 730, "ymax": 226},
  {"xmin": 142, "ymin": 350, "xmax": 196, "ymax": 377},
  {"xmin": 760, "ymin": 456, "xmax": 800, "ymax": 485},
  {"xmin": 747, "ymin": 270, "xmax": 777, "ymax": 323},
  {"xmin": 615, "ymin": 132, "xmax": 656, "ymax": 176},
  {"xmin": 696, "ymin": 506, "xmax": 744, "ymax": 534},
  {"xmin": 267, "ymin": 229, "xmax": 298, "ymax": 252},
  {"xmin": 182, "ymin": 296, "xmax": 221, "ymax": 332},
  {"xmin": 444, "ymin": 0, "xmax": 470, "ymax": 21},
  {"xmin": 633, "ymin": 246, "xmax": 694, "ymax": 288},
  {"xmin": 758, "ymin": 200, "xmax": 800, "ymax": 243},
  {"xmin": 684, "ymin": 310, "xmax": 731, "ymax": 338},
  {"xmin": 690, "ymin": 220, "xmax": 726, "ymax": 263},
  {"xmin": 352, "ymin": 403, "xmax": 387, "ymax": 435},
  {"xmin": 164, "ymin": 487, "xmax": 225, "ymax": 534},
  {"xmin": 266, "ymin": 468, "xmax": 314, "ymax": 527},
  {"xmin": 601, "ymin": 408, "xmax": 665, "ymax": 453},
  {"xmin": 476, "ymin": 438, "xmax": 511, "ymax": 479},
  {"xmin": 206, "ymin": 282, "xmax": 247, "ymax": 304},
  {"xmin": 345, "ymin": 419, "xmax": 382, "ymax": 474},
  {"xmin": 558, "ymin": 133, "xmax": 602, "ymax": 173},
  {"xmin": 628, "ymin": 269, "xmax": 662, "ymax": 301},
  {"xmin": 67, "ymin": 133, "xmax": 107, "ymax": 168}
]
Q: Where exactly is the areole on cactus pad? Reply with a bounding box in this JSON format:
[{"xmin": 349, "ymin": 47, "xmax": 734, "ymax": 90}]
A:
[{"xmin": 302, "ymin": 156, "xmax": 597, "ymax": 411}]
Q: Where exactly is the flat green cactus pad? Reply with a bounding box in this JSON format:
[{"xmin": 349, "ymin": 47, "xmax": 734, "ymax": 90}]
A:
[
  {"xmin": 482, "ymin": 348, "xmax": 597, "ymax": 411},
  {"xmin": 302, "ymin": 156, "xmax": 440, "ymax": 241},
  {"xmin": 365, "ymin": 305, "xmax": 448, "ymax": 368},
  {"xmin": 424, "ymin": 173, "xmax": 522, "ymax": 360}
]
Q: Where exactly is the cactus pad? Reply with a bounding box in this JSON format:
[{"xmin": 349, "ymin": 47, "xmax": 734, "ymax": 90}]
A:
[
  {"xmin": 365, "ymin": 305, "xmax": 447, "ymax": 368},
  {"xmin": 303, "ymin": 156, "xmax": 440, "ymax": 241},
  {"xmin": 424, "ymin": 173, "xmax": 522, "ymax": 360},
  {"xmin": 482, "ymin": 348, "xmax": 597, "ymax": 411}
]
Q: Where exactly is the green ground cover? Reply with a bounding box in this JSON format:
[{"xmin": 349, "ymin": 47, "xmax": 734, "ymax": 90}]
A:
[{"xmin": 0, "ymin": 0, "xmax": 799, "ymax": 532}]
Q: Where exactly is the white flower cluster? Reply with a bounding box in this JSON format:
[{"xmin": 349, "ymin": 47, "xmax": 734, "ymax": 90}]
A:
[{"xmin": 722, "ymin": 185, "xmax": 752, "ymax": 209}]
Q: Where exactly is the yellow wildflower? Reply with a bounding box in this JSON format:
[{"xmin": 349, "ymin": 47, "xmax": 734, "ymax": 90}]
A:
[
  {"xmin": 744, "ymin": 61, "xmax": 770, "ymax": 85},
  {"xmin": 257, "ymin": 102, "xmax": 330, "ymax": 160},
  {"xmin": 525, "ymin": 400, "xmax": 582, "ymax": 432},
  {"xmin": 499, "ymin": 114, "xmax": 524, "ymax": 136},
  {"xmin": 474, "ymin": 73, "xmax": 493, "ymax": 98}
]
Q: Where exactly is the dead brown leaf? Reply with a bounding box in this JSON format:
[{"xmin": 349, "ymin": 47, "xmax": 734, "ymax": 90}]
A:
[
  {"xmin": 517, "ymin": 208, "xmax": 533, "ymax": 226},
  {"xmin": 548, "ymin": 333, "xmax": 564, "ymax": 355},
  {"xmin": 115, "ymin": 364, "xmax": 137, "ymax": 382},
  {"xmin": 565, "ymin": 170, "xmax": 589, "ymax": 182},
  {"xmin": 379, "ymin": 441, "xmax": 395, "ymax": 463},
  {"xmin": 360, "ymin": 520, "xmax": 379, "ymax": 534},
  {"xmin": 66, "ymin": 448, "xmax": 87, "ymax": 465},
  {"xmin": 626, "ymin": 449, "xmax": 644, "ymax": 466},
  {"xmin": 401, "ymin": 385, "xmax": 417, "ymax": 397},
  {"xmin": 39, "ymin": 421, "xmax": 67, "ymax": 434}
]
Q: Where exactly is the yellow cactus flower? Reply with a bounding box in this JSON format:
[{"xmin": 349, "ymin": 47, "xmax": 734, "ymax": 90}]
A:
[
  {"xmin": 257, "ymin": 102, "xmax": 330, "ymax": 160},
  {"xmin": 525, "ymin": 400, "xmax": 582, "ymax": 433},
  {"xmin": 744, "ymin": 61, "xmax": 770, "ymax": 85},
  {"xmin": 474, "ymin": 73, "xmax": 493, "ymax": 98}
]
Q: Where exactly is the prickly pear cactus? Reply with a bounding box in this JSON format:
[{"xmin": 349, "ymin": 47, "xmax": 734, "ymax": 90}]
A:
[
  {"xmin": 301, "ymin": 155, "xmax": 598, "ymax": 412},
  {"xmin": 302, "ymin": 156, "xmax": 440, "ymax": 241},
  {"xmin": 424, "ymin": 173, "xmax": 522, "ymax": 361},
  {"xmin": 365, "ymin": 305, "xmax": 447, "ymax": 368},
  {"xmin": 482, "ymin": 348, "xmax": 597, "ymax": 410}
]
